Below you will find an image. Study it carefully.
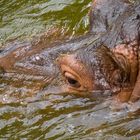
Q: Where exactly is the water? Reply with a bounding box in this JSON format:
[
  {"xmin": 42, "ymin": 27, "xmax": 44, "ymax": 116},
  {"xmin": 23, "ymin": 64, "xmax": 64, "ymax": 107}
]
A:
[
  {"xmin": 0, "ymin": 0, "xmax": 90, "ymax": 46},
  {"xmin": 0, "ymin": 0, "xmax": 140, "ymax": 139}
]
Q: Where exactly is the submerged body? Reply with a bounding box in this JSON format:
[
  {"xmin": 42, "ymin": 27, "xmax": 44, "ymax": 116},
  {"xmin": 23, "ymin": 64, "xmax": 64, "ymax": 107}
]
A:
[{"xmin": 0, "ymin": 0, "xmax": 140, "ymax": 103}]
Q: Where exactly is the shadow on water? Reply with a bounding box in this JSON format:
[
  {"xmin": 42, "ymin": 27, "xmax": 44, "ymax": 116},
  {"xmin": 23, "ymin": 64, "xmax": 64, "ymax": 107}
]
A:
[{"xmin": 0, "ymin": 0, "xmax": 140, "ymax": 139}]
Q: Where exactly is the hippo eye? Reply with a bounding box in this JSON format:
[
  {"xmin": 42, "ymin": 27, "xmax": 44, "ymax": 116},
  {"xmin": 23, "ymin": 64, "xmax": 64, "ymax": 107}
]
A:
[
  {"xmin": 64, "ymin": 72, "xmax": 81, "ymax": 88},
  {"xmin": 67, "ymin": 77, "xmax": 80, "ymax": 88}
]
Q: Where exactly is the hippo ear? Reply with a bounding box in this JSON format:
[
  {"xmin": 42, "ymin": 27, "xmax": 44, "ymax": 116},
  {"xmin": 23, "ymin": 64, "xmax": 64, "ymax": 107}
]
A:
[{"xmin": 89, "ymin": 0, "xmax": 131, "ymax": 34}]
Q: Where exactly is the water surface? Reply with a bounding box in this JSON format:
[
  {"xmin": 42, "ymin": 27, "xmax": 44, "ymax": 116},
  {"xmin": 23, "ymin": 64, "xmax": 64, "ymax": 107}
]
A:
[{"xmin": 0, "ymin": 0, "xmax": 90, "ymax": 46}]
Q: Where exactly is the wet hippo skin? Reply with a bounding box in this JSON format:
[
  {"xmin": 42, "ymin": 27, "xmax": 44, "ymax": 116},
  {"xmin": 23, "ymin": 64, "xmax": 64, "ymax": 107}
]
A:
[
  {"xmin": 58, "ymin": 0, "xmax": 140, "ymax": 102},
  {"xmin": 0, "ymin": 0, "xmax": 140, "ymax": 103}
]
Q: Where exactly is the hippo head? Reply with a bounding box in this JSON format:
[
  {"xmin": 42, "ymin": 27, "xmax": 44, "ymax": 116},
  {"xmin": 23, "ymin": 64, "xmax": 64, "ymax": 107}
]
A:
[
  {"xmin": 56, "ymin": 0, "xmax": 140, "ymax": 101},
  {"xmin": 58, "ymin": 45, "xmax": 128, "ymax": 94}
]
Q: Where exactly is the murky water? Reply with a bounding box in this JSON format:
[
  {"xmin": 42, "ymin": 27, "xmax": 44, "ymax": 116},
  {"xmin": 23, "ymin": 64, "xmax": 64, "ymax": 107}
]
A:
[
  {"xmin": 0, "ymin": 0, "xmax": 90, "ymax": 46},
  {"xmin": 0, "ymin": 0, "xmax": 140, "ymax": 139}
]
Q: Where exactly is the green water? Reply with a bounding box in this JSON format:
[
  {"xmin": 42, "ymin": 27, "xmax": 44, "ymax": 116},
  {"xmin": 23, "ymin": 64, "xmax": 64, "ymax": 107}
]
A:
[
  {"xmin": 0, "ymin": 0, "xmax": 140, "ymax": 139},
  {"xmin": 0, "ymin": 0, "xmax": 90, "ymax": 46}
]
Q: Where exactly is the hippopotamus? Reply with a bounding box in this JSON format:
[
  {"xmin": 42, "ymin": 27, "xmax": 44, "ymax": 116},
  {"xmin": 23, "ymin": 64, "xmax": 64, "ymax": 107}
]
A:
[{"xmin": 0, "ymin": 0, "xmax": 139, "ymax": 103}]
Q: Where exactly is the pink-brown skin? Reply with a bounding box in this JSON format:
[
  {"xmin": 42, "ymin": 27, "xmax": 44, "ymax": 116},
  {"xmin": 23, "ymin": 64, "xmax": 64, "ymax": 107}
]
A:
[
  {"xmin": 58, "ymin": 42, "xmax": 140, "ymax": 104},
  {"xmin": 112, "ymin": 42, "xmax": 139, "ymax": 102}
]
